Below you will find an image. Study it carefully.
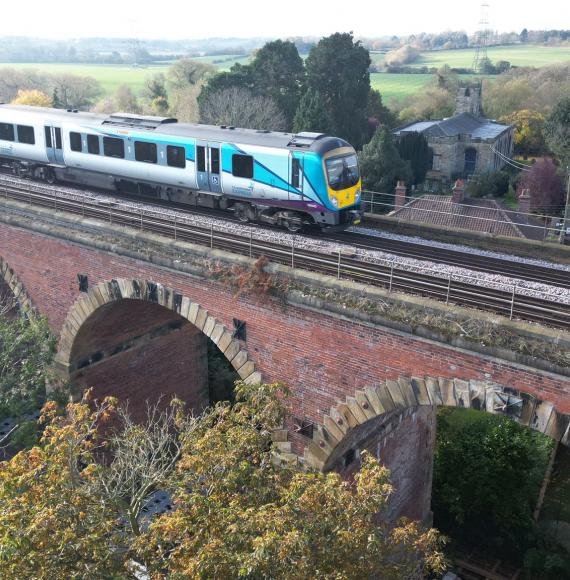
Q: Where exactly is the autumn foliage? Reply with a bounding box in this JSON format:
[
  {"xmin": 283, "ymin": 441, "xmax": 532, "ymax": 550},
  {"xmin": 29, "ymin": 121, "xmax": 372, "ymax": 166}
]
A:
[{"xmin": 0, "ymin": 383, "xmax": 445, "ymax": 578}]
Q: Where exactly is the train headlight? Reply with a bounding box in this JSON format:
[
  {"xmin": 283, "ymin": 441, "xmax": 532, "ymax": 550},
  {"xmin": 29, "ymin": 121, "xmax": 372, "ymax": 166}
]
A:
[{"xmin": 330, "ymin": 197, "xmax": 338, "ymax": 208}]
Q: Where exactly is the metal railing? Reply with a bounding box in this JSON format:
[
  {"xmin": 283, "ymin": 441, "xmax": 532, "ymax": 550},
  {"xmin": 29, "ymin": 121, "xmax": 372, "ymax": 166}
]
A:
[
  {"xmin": 361, "ymin": 190, "xmax": 564, "ymax": 242},
  {"xmin": 1, "ymin": 176, "xmax": 569, "ymax": 329}
]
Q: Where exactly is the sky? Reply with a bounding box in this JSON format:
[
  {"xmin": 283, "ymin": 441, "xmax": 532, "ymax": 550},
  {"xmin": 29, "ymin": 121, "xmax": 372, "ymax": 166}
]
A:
[{"xmin": 2, "ymin": 0, "xmax": 568, "ymax": 40}]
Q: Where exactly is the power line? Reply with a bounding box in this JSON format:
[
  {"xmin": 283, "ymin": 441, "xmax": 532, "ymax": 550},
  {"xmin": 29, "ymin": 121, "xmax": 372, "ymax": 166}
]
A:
[{"xmin": 489, "ymin": 145, "xmax": 532, "ymax": 172}]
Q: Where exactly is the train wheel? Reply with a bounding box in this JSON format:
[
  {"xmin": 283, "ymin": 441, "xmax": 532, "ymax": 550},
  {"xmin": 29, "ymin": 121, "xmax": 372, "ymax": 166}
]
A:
[
  {"xmin": 285, "ymin": 221, "xmax": 302, "ymax": 233},
  {"xmin": 44, "ymin": 168, "xmax": 56, "ymax": 184}
]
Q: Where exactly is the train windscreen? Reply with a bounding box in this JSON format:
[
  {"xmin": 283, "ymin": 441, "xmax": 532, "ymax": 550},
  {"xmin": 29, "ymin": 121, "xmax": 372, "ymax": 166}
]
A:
[{"xmin": 325, "ymin": 154, "xmax": 360, "ymax": 191}]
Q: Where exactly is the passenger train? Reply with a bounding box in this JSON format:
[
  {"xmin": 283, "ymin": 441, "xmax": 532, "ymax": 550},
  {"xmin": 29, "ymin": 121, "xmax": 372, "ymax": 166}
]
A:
[{"xmin": 0, "ymin": 104, "xmax": 363, "ymax": 231}]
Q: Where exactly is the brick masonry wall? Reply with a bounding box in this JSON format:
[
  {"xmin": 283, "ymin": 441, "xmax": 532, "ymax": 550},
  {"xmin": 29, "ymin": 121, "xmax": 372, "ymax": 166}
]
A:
[{"xmin": 2, "ymin": 221, "xmax": 570, "ymax": 522}]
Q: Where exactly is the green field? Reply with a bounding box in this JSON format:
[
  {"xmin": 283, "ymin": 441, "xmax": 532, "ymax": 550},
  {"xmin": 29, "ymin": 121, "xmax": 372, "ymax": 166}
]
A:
[
  {"xmin": 415, "ymin": 44, "xmax": 570, "ymax": 69},
  {"xmin": 370, "ymin": 73, "xmax": 433, "ymax": 101},
  {"xmin": 1, "ymin": 43, "xmax": 569, "ymax": 104},
  {"xmin": 371, "ymin": 43, "xmax": 570, "ymax": 70},
  {"xmin": 0, "ymin": 62, "xmax": 170, "ymax": 96}
]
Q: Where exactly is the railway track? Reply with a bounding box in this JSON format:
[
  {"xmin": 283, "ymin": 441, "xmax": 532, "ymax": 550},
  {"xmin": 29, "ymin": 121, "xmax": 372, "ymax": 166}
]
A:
[
  {"xmin": 1, "ymin": 176, "xmax": 569, "ymax": 330},
  {"xmin": 324, "ymin": 230, "xmax": 570, "ymax": 288}
]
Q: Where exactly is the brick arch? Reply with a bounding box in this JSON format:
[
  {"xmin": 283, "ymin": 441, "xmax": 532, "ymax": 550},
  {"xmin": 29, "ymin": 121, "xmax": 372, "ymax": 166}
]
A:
[
  {"xmin": 299, "ymin": 376, "xmax": 570, "ymax": 471},
  {"xmin": 53, "ymin": 278, "xmax": 261, "ymax": 386},
  {"xmin": 0, "ymin": 256, "xmax": 36, "ymax": 317}
]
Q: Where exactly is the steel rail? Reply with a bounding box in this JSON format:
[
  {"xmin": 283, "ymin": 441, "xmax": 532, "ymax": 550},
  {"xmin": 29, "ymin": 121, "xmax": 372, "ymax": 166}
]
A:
[{"xmin": 1, "ymin": 177, "xmax": 569, "ymax": 330}]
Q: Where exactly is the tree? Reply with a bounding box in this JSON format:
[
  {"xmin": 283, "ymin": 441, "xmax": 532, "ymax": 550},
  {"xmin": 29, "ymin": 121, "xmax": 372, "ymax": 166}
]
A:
[
  {"xmin": 396, "ymin": 86, "xmax": 455, "ymax": 124},
  {"xmin": 165, "ymin": 58, "xmax": 215, "ymax": 94},
  {"xmin": 432, "ymin": 408, "xmax": 553, "ymax": 558},
  {"xmin": 466, "ymin": 170, "xmax": 511, "ymax": 198},
  {"xmin": 135, "ymin": 382, "xmax": 446, "ymax": 578},
  {"xmin": 305, "ymin": 32, "xmax": 371, "ymax": 148},
  {"xmin": 199, "ymin": 87, "xmax": 287, "ymax": 130},
  {"xmin": 0, "ymin": 399, "xmax": 126, "ymax": 578},
  {"xmin": 384, "ymin": 45, "xmax": 420, "ymax": 67},
  {"xmin": 519, "ymin": 157, "xmax": 565, "ymax": 212},
  {"xmin": 0, "ymin": 313, "xmax": 55, "ymax": 419},
  {"xmin": 397, "ymin": 132, "xmax": 432, "ymax": 185},
  {"xmin": 92, "ymin": 85, "xmax": 141, "ymax": 115},
  {"xmin": 367, "ymin": 88, "xmax": 397, "ymax": 133},
  {"xmin": 293, "ymin": 88, "xmax": 332, "ymax": 134},
  {"xmin": 520, "ymin": 28, "xmax": 529, "ymax": 42},
  {"xmin": 142, "ymin": 73, "xmax": 169, "ymax": 115},
  {"xmin": 52, "ymin": 88, "xmax": 63, "ymax": 109},
  {"xmin": 10, "ymin": 89, "xmax": 52, "ymax": 107},
  {"xmin": 543, "ymin": 96, "xmax": 570, "ymax": 169},
  {"xmin": 499, "ymin": 110, "xmax": 547, "ymax": 157},
  {"xmin": 249, "ymin": 39, "xmax": 305, "ymax": 127},
  {"xmin": 49, "ymin": 73, "xmax": 101, "ymax": 109},
  {"xmin": 359, "ymin": 128, "xmax": 413, "ymax": 193}
]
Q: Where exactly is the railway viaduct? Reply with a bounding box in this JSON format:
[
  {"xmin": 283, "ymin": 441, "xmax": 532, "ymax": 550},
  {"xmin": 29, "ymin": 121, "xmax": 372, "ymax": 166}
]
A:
[{"xmin": 1, "ymin": 197, "xmax": 570, "ymax": 523}]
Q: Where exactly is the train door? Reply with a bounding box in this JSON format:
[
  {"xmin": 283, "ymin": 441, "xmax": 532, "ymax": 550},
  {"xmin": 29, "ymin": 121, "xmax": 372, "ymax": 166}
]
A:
[
  {"xmin": 289, "ymin": 152, "xmax": 304, "ymax": 200},
  {"xmin": 44, "ymin": 125, "xmax": 64, "ymax": 165},
  {"xmin": 195, "ymin": 141, "xmax": 222, "ymax": 193}
]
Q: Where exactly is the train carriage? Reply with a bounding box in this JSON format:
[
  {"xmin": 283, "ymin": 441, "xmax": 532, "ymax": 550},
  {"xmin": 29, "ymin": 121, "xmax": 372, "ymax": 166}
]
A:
[{"xmin": 0, "ymin": 104, "xmax": 362, "ymax": 231}]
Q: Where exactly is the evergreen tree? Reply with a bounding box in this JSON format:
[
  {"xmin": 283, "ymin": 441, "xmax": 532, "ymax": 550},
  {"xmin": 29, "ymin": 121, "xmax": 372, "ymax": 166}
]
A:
[
  {"xmin": 293, "ymin": 89, "xmax": 332, "ymax": 134},
  {"xmin": 305, "ymin": 32, "xmax": 371, "ymax": 148},
  {"xmin": 397, "ymin": 132, "xmax": 433, "ymax": 185},
  {"xmin": 543, "ymin": 96, "xmax": 570, "ymax": 169},
  {"xmin": 249, "ymin": 40, "xmax": 305, "ymax": 128},
  {"xmin": 52, "ymin": 88, "xmax": 63, "ymax": 109},
  {"xmin": 359, "ymin": 128, "xmax": 412, "ymax": 193}
]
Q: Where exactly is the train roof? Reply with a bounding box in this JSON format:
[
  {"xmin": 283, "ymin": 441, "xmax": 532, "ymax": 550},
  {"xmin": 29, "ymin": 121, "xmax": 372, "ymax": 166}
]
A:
[{"xmin": 0, "ymin": 104, "xmax": 350, "ymax": 154}]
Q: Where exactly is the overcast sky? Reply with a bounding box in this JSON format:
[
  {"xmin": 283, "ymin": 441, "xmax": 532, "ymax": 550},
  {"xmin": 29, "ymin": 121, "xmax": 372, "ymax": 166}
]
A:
[{"xmin": 2, "ymin": 0, "xmax": 568, "ymax": 39}]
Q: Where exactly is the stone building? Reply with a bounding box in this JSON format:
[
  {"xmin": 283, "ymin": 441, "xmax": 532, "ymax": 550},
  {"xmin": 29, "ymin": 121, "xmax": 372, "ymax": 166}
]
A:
[{"xmin": 393, "ymin": 85, "xmax": 514, "ymax": 189}]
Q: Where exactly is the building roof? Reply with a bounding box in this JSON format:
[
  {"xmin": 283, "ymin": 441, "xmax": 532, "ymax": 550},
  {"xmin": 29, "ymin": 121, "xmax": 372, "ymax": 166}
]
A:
[
  {"xmin": 390, "ymin": 194, "xmax": 528, "ymax": 238},
  {"xmin": 394, "ymin": 112, "xmax": 511, "ymax": 141}
]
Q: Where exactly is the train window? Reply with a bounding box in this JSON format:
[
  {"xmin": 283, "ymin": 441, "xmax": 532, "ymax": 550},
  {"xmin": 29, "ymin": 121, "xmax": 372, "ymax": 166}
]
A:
[
  {"xmin": 135, "ymin": 141, "xmax": 157, "ymax": 164},
  {"xmin": 211, "ymin": 148, "xmax": 220, "ymax": 175},
  {"xmin": 196, "ymin": 146, "xmax": 206, "ymax": 172},
  {"xmin": 54, "ymin": 128, "xmax": 62, "ymax": 150},
  {"xmin": 17, "ymin": 125, "xmax": 35, "ymax": 145},
  {"xmin": 166, "ymin": 145, "xmax": 185, "ymax": 168},
  {"xmin": 232, "ymin": 154, "xmax": 254, "ymax": 179},
  {"xmin": 44, "ymin": 126, "xmax": 52, "ymax": 148},
  {"xmin": 103, "ymin": 137, "xmax": 125, "ymax": 159},
  {"xmin": 87, "ymin": 134, "xmax": 100, "ymax": 155},
  {"xmin": 70, "ymin": 132, "xmax": 82, "ymax": 152},
  {"xmin": 0, "ymin": 123, "xmax": 15, "ymax": 142},
  {"xmin": 292, "ymin": 157, "xmax": 300, "ymax": 189}
]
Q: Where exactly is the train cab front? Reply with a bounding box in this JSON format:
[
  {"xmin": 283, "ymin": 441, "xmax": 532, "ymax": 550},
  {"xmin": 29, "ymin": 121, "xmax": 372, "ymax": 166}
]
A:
[{"xmin": 322, "ymin": 147, "xmax": 363, "ymax": 230}]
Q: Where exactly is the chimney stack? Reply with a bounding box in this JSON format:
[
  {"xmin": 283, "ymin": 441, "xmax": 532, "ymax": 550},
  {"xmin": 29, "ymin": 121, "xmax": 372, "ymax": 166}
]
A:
[
  {"xmin": 518, "ymin": 188, "xmax": 531, "ymax": 214},
  {"xmin": 452, "ymin": 179, "xmax": 465, "ymax": 204},
  {"xmin": 394, "ymin": 181, "xmax": 407, "ymax": 210}
]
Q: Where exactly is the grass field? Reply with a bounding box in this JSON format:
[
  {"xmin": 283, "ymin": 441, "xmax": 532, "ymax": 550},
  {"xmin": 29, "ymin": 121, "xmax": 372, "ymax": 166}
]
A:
[
  {"xmin": 1, "ymin": 43, "xmax": 568, "ymax": 104},
  {"xmin": 371, "ymin": 43, "xmax": 570, "ymax": 70},
  {"xmin": 0, "ymin": 62, "xmax": 170, "ymax": 96},
  {"xmin": 370, "ymin": 73, "xmax": 433, "ymax": 101}
]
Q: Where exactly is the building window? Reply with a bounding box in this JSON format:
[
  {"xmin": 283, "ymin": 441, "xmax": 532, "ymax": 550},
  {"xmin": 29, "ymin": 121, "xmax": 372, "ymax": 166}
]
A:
[
  {"xmin": 167, "ymin": 145, "xmax": 185, "ymax": 168},
  {"xmin": 70, "ymin": 132, "xmax": 82, "ymax": 152},
  {"xmin": 0, "ymin": 123, "xmax": 15, "ymax": 142},
  {"xmin": 135, "ymin": 141, "xmax": 157, "ymax": 164},
  {"xmin": 87, "ymin": 134, "xmax": 100, "ymax": 155},
  {"xmin": 432, "ymin": 154, "xmax": 441, "ymax": 171},
  {"xmin": 232, "ymin": 154, "xmax": 254, "ymax": 179},
  {"xmin": 17, "ymin": 125, "xmax": 35, "ymax": 145},
  {"xmin": 464, "ymin": 147, "xmax": 477, "ymax": 175},
  {"xmin": 103, "ymin": 137, "xmax": 125, "ymax": 159}
]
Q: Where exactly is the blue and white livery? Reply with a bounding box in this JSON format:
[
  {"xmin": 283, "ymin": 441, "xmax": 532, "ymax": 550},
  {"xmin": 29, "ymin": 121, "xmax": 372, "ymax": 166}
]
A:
[{"xmin": 0, "ymin": 105, "xmax": 362, "ymax": 231}]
